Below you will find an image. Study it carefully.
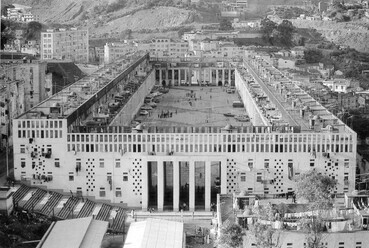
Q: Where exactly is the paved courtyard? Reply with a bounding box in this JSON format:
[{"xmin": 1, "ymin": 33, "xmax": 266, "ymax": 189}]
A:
[{"xmin": 139, "ymin": 86, "xmax": 252, "ymax": 128}]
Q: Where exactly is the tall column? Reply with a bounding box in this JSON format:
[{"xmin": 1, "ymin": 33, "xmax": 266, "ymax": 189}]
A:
[
  {"xmin": 189, "ymin": 161, "xmax": 195, "ymax": 211},
  {"xmin": 215, "ymin": 68, "xmax": 219, "ymax": 86},
  {"xmin": 157, "ymin": 161, "xmax": 164, "ymax": 211},
  {"xmin": 173, "ymin": 161, "xmax": 180, "ymax": 211},
  {"xmin": 142, "ymin": 161, "xmax": 148, "ymax": 211},
  {"xmin": 184, "ymin": 70, "xmax": 187, "ymax": 84},
  {"xmin": 172, "ymin": 69, "xmax": 175, "ymax": 86},
  {"xmin": 178, "ymin": 69, "xmax": 181, "ymax": 85},
  {"xmin": 205, "ymin": 161, "xmax": 211, "ymax": 211},
  {"xmin": 229, "ymin": 69, "xmax": 232, "ymax": 85},
  {"xmin": 209, "ymin": 69, "xmax": 212, "ymax": 85},
  {"xmin": 222, "ymin": 69, "xmax": 225, "ymax": 86},
  {"xmin": 166, "ymin": 69, "xmax": 169, "ymax": 82},
  {"xmin": 221, "ymin": 161, "xmax": 227, "ymax": 194},
  {"xmin": 159, "ymin": 69, "xmax": 162, "ymax": 85}
]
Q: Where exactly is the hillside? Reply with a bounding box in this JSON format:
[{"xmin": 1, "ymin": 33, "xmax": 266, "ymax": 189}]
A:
[{"xmin": 290, "ymin": 19, "xmax": 369, "ymax": 53}]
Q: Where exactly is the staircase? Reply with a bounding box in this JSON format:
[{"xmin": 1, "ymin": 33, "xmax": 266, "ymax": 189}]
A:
[
  {"xmin": 13, "ymin": 184, "xmax": 30, "ymax": 203},
  {"xmin": 111, "ymin": 208, "xmax": 126, "ymax": 231},
  {"xmin": 96, "ymin": 204, "xmax": 112, "ymax": 221},
  {"xmin": 77, "ymin": 199, "xmax": 95, "ymax": 218},
  {"xmin": 57, "ymin": 197, "xmax": 79, "ymax": 219},
  {"xmin": 40, "ymin": 192, "xmax": 63, "ymax": 216},
  {"xmin": 12, "ymin": 184, "xmax": 126, "ymax": 233},
  {"xmin": 23, "ymin": 189, "xmax": 46, "ymax": 211}
]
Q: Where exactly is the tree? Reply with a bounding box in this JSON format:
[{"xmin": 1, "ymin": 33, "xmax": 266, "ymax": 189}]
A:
[
  {"xmin": 249, "ymin": 203, "xmax": 283, "ymax": 248},
  {"xmin": 1, "ymin": 20, "xmax": 15, "ymax": 50},
  {"xmin": 219, "ymin": 19, "xmax": 234, "ymax": 31},
  {"xmin": 25, "ymin": 21, "xmax": 43, "ymax": 40},
  {"xmin": 217, "ymin": 223, "xmax": 243, "ymax": 248},
  {"xmin": 299, "ymin": 215, "xmax": 326, "ymax": 248},
  {"xmin": 304, "ymin": 49, "xmax": 324, "ymax": 64},
  {"xmin": 260, "ymin": 18, "xmax": 277, "ymax": 45},
  {"xmin": 276, "ymin": 20, "xmax": 295, "ymax": 47},
  {"xmin": 295, "ymin": 169, "xmax": 337, "ymax": 210},
  {"xmin": 249, "ymin": 222, "xmax": 282, "ymax": 248}
]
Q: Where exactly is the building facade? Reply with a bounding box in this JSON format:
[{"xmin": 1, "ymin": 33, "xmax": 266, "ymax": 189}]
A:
[
  {"xmin": 40, "ymin": 28, "xmax": 89, "ymax": 63},
  {"xmin": 13, "ymin": 52, "xmax": 357, "ymax": 213}
]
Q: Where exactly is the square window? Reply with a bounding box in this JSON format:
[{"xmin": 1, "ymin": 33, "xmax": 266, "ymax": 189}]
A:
[
  {"xmin": 116, "ymin": 190, "xmax": 122, "ymax": 197},
  {"xmin": 100, "ymin": 190, "xmax": 106, "ymax": 197},
  {"xmin": 69, "ymin": 175, "xmax": 74, "ymax": 181}
]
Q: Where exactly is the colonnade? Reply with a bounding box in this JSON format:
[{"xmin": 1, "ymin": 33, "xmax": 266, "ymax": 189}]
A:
[
  {"xmin": 156, "ymin": 68, "xmax": 235, "ymax": 86},
  {"xmin": 141, "ymin": 158, "xmax": 227, "ymax": 212}
]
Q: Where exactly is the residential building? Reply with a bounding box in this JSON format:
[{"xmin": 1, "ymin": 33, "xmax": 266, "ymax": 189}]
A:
[
  {"xmin": 12, "ymin": 51, "xmax": 357, "ymax": 213},
  {"xmin": 323, "ymin": 79, "xmax": 352, "ymax": 93},
  {"xmin": 104, "ymin": 42, "xmax": 137, "ymax": 64},
  {"xmin": 40, "ymin": 28, "xmax": 89, "ymax": 63},
  {"xmin": 151, "ymin": 38, "xmax": 188, "ymax": 58}
]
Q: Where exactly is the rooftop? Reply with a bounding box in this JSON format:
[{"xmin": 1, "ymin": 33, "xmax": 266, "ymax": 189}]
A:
[
  {"xmin": 37, "ymin": 217, "xmax": 108, "ymax": 248},
  {"xmin": 124, "ymin": 218, "xmax": 184, "ymax": 248},
  {"xmin": 17, "ymin": 51, "xmax": 149, "ymax": 121},
  {"xmin": 242, "ymin": 59, "xmax": 354, "ymax": 134},
  {"xmin": 123, "ymin": 86, "xmax": 252, "ymax": 129}
]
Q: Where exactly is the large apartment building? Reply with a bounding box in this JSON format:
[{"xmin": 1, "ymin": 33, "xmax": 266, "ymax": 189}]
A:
[
  {"xmin": 40, "ymin": 28, "xmax": 89, "ymax": 63},
  {"xmin": 13, "ymin": 51, "xmax": 357, "ymax": 212}
]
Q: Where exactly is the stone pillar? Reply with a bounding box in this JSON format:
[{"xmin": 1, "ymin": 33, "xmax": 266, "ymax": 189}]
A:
[
  {"xmin": 172, "ymin": 69, "xmax": 175, "ymax": 86},
  {"xmin": 178, "ymin": 69, "xmax": 181, "ymax": 85},
  {"xmin": 142, "ymin": 161, "xmax": 148, "ymax": 211},
  {"xmin": 189, "ymin": 161, "xmax": 195, "ymax": 211},
  {"xmin": 184, "ymin": 69, "xmax": 187, "ymax": 85},
  {"xmin": 157, "ymin": 161, "xmax": 164, "ymax": 211},
  {"xmin": 205, "ymin": 161, "xmax": 211, "ymax": 211},
  {"xmin": 159, "ymin": 69, "xmax": 162, "ymax": 85},
  {"xmin": 229, "ymin": 69, "xmax": 232, "ymax": 85},
  {"xmin": 173, "ymin": 161, "xmax": 180, "ymax": 211},
  {"xmin": 221, "ymin": 161, "xmax": 227, "ymax": 194},
  {"xmin": 222, "ymin": 69, "xmax": 225, "ymax": 86},
  {"xmin": 209, "ymin": 69, "xmax": 212, "ymax": 85},
  {"xmin": 215, "ymin": 68, "xmax": 219, "ymax": 86}
]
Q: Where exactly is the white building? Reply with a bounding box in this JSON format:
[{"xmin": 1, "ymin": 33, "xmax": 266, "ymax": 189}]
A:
[
  {"xmin": 104, "ymin": 42, "xmax": 137, "ymax": 64},
  {"xmin": 40, "ymin": 28, "xmax": 89, "ymax": 63},
  {"xmin": 151, "ymin": 38, "xmax": 188, "ymax": 58},
  {"xmin": 323, "ymin": 80, "xmax": 352, "ymax": 93},
  {"xmin": 13, "ymin": 51, "xmax": 357, "ymax": 213}
]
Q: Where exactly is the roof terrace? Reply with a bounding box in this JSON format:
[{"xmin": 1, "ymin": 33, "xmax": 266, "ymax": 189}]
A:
[
  {"xmin": 122, "ymin": 86, "xmax": 252, "ymax": 128},
  {"xmin": 242, "ymin": 58, "xmax": 355, "ymax": 134},
  {"xmin": 17, "ymin": 51, "xmax": 149, "ymax": 122}
]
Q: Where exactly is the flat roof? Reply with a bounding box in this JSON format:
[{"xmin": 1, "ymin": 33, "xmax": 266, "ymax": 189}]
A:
[
  {"xmin": 18, "ymin": 51, "xmax": 148, "ymax": 121},
  {"xmin": 242, "ymin": 60, "xmax": 354, "ymax": 134},
  {"xmin": 120, "ymin": 86, "xmax": 252, "ymax": 128},
  {"xmin": 37, "ymin": 217, "xmax": 108, "ymax": 248},
  {"xmin": 124, "ymin": 218, "xmax": 183, "ymax": 248}
]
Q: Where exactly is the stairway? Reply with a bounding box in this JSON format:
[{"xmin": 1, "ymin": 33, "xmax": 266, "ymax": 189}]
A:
[
  {"xmin": 40, "ymin": 192, "xmax": 63, "ymax": 216},
  {"xmin": 111, "ymin": 208, "xmax": 126, "ymax": 231},
  {"xmin": 77, "ymin": 199, "xmax": 96, "ymax": 218},
  {"xmin": 13, "ymin": 185, "xmax": 31, "ymax": 204},
  {"xmin": 23, "ymin": 189, "xmax": 46, "ymax": 211},
  {"xmin": 96, "ymin": 203, "xmax": 112, "ymax": 221},
  {"xmin": 57, "ymin": 197, "xmax": 79, "ymax": 219}
]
